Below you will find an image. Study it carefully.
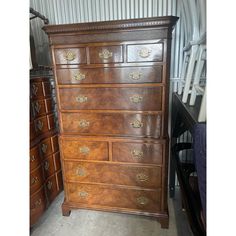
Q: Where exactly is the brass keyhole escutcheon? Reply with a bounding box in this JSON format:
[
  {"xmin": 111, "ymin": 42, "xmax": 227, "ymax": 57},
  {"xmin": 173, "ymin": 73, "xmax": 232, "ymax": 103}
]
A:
[
  {"xmin": 130, "ymin": 95, "xmax": 143, "ymax": 104},
  {"xmin": 64, "ymin": 50, "xmax": 76, "ymax": 61},
  {"xmin": 78, "ymin": 119, "xmax": 90, "ymax": 128},
  {"xmin": 76, "ymin": 95, "xmax": 88, "ymax": 103},
  {"xmin": 129, "ymin": 72, "xmax": 142, "ymax": 80},
  {"xmin": 138, "ymin": 48, "xmax": 151, "ymax": 58},
  {"xmin": 79, "ymin": 146, "xmax": 90, "ymax": 155},
  {"xmin": 136, "ymin": 173, "xmax": 149, "ymax": 182},
  {"xmin": 131, "ymin": 150, "xmax": 144, "ymax": 160},
  {"xmin": 136, "ymin": 196, "xmax": 149, "ymax": 206},
  {"xmin": 131, "ymin": 120, "xmax": 143, "ymax": 128},
  {"xmin": 99, "ymin": 49, "xmax": 113, "ymax": 59}
]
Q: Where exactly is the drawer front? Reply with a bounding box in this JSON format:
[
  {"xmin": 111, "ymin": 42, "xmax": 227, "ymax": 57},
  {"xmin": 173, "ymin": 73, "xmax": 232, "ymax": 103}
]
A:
[
  {"xmin": 64, "ymin": 162, "xmax": 161, "ymax": 189},
  {"xmin": 31, "ymin": 82, "xmax": 44, "ymax": 98},
  {"xmin": 30, "ymin": 186, "xmax": 47, "ymax": 226},
  {"xmin": 127, "ymin": 43, "xmax": 163, "ymax": 62},
  {"xmin": 61, "ymin": 138, "xmax": 109, "ymax": 161},
  {"xmin": 112, "ymin": 141, "xmax": 163, "ymax": 165},
  {"xmin": 40, "ymin": 137, "xmax": 53, "ymax": 158},
  {"xmin": 45, "ymin": 174, "xmax": 59, "ymax": 202},
  {"xmin": 30, "ymin": 166, "xmax": 44, "ymax": 194},
  {"xmin": 54, "ymin": 48, "xmax": 87, "ymax": 64},
  {"xmin": 30, "ymin": 145, "xmax": 41, "ymax": 170},
  {"xmin": 32, "ymin": 100, "xmax": 46, "ymax": 118},
  {"xmin": 67, "ymin": 183, "xmax": 161, "ymax": 212},
  {"xmin": 61, "ymin": 113, "xmax": 161, "ymax": 138},
  {"xmin": 89, "ymin": 46, "xmax": 123, "ymax": 64},
  {"xmin": 43, "ymin": 154, "xmax": 55, "ymax": 179},
  {"xmin": 59, "ymin": 87, "xmax": 162, "ymax": 111},
  {"xmin": 34, "ymin": 116, "xmax": 49, "ymax": 135},
  {"xmin": 56, "ymin": 66, "xmax": 163, "ymax": 84}
]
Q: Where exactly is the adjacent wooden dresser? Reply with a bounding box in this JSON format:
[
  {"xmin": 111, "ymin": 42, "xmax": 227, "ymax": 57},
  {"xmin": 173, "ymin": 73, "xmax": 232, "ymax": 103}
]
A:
[
  {"xmin": 43, "ymin": 16, "xmax": 178, "ymax": 228},
  {"xmin": 30, "ymin": 76, "xmax": 63, "ymax": 226}
]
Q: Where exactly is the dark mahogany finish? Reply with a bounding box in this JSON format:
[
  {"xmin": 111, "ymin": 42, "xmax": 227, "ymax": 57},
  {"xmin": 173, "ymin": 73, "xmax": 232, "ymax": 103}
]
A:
[
  {"xmin": 30, "ymin": 77, "xmax": 63, "ymax": 226},
  {"xmin": 43, "ymin": 16, "xmax": 178, "ymax": 229}
]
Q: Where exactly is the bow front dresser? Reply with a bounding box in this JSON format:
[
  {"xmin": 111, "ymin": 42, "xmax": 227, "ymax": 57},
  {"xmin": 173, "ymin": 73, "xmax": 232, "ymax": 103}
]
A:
[{"xmin": 43, "ymin": 16, "xmax": 178, "ymax": 228}]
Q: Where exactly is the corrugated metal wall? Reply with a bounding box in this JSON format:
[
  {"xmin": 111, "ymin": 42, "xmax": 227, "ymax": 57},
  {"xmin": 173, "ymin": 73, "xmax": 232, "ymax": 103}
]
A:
[{"xmin": 30, "ymin": 0, "xmax": 183, "ymax": 81}]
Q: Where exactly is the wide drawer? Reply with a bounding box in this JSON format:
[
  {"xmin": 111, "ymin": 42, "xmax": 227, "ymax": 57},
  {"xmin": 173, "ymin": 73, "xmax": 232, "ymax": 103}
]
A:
[
  {"xmin": 56, "ymin": 66, "xmax": 163, "ymax": 84},
  {"xmin": 112, "ymin": 141, "xmax": 164, "ymax": 165},
  {"xmin": 54, "ymin": 48, "xmax": 87, "ymax": 64},
  {"xmin": 89, "ymin": 45, "xmax": 123, "ymax": 64},
  {"xmin": 30, "ymin": 145, "xmax": 41, "ymax": 170},
  {"xmin": 61, "ymin": 112, "xmax": 162, "ymax": 138},
  {"xmin": 67, "ymin": 183, "xmax": 161, "ymax": 212},
  {"xmin": 30, "ymin": 186, "xmax": 47, "ymax": 226},
  {"xmin": 60, "ymin": 138, "xmax": 109, "ymax": 161},
  {"xmin": 127, "ymin": 43, "xmax": 163, "ymax": 63},
  {"xmin": 59, "ymin": 87, "xmax": 162, "ymax": 111},
  {"xmin": 64, "ymin": 161, "xmax": 162, "ymax": 189}
]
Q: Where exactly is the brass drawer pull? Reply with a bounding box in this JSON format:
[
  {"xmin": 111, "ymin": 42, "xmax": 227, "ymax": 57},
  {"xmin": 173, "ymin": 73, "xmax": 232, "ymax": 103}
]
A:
[
  {"xmin": 136, "ymin": 196, "xmax": 149, "ymax": 206},
  {"xmin": 34, "ymin": 101, "xmax": 41, "ymax": 113},
  {"xmin": 138, "ymin": 48, "xmax": 152, "ymax": 58},
  {"xmin": 73, "ymin": 71, "xmax": 86, "ymax": 81},
  {"xmin": 64, "ymin": 50, "xmax": 76, "ymax": 61},
  {"xmin": 41, "ymin": 143, "xmax": 48, "ymax": 154},
  {"xmin": 30, "ymin": 155, "xmax": 36, "ymax": 162},
  {"xmin": 44, "ymin": 161, "xmax": 49, "ymax": 170},
  {"xmin": 129, "ymin": 72, "xmax": 142, "ymax": 80},
  {"xmin": 131, "ymin": 150, "xmax": 144, "ymax": 160},
  {"xmin": 76, "ymin": 95, "xmax": 88, "ymax": 103},
  {"xmin": 31, "ymin": 177, "xmax": 39, "ymax": 185},
  {"xmin": 76, "ymin": 166, "xmax": 86, "ymax": 177},
  {"xmin": 32, "ymin": 199, "xmax": 42, "ymax": 210},
  {"xmin": 47, "ymin": 181, "xmax": 53, "ymax": 190},
  {"xmin": 99, "ymin": 49, "xmax": 113, "ymax": 59},
  {"xmin": 136, "ymin": 173, "xmax": 149, "ymax": 182},
  {"xmin": 130, "ymin": 95, "xmax": 143, "ymax": 104},
  {"xmin": 79, "ymin": 119, "xmax": 90, "ymax": 128},
  {"xmin": 32, "ymin": 84, "xmax": 38, "ymax": 96},
  {"xmin": 80, "ymin": 146, "xmax": 90, "ymax": 155},
  {"xmin": 36, "ymin": 120, "xmax": 44, "ymax": 131},
  {"xmin": 131, "ymin": 120, "xmax": 143, "ymax": 128},
  {"xmin": 78, "ymin": 191, "xmax": 89, "ymax": 198}
]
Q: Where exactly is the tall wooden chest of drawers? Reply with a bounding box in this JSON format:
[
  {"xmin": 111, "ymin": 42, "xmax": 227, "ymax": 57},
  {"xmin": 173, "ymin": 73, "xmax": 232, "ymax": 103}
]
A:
[
  {"xmin": 43, "ymin": 16, "xmax": 178, "ymax": 228},
  {"xmin": 30, "ymin": 76, "xmax": 63, "ymax": 226}
]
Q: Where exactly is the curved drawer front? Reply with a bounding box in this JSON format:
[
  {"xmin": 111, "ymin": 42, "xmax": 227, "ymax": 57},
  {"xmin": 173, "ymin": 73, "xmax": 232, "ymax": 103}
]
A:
[
  {"xmin": 127, "ymin": 43, "xmax": 163, "ymax": 63},
  {"xmin": 56, "ymin": 66, "xmax": 163, "ymax": 84},
  {"xmin": 64, "ymin": 161, "xmax": 161, "ymax": 189},
  {"xmin": 30, "ymin": 145, "xmax": 41, "ymax": 170},
  {"xmin": 89, "ymin": 45, "xmax": 123, "ymax": 64},
  {"xmin": 112, "ymin": 141, "xmax": 164, "ymax": 165},
  {"xmin": 61, "ymin": 138, "xmax": 109, "ymax": 161},
  {"xmin": 61, "ymin": 113, "xmax": 161, "ymax": 138},
  {"xmin": 54, "ymin": 48, "xmax": 87, "ymax": 65},
  {"xmin": 67, "ymin": 183, "xmax": 161, "ymax": 212},
  {"xmin": 59, "ymin": 87, "xmax": 162, "ymax": 111},
  {"xmin": 31, "ymin": 100, "xmax": 47, "ymax": 118},
  {"xmin": 30, "ymin": 82, "xmax": 52, "ymax": 99},
  {"xmin": 30, "ymin": 165, "xmax": 44, "ymax": 194},
  {"xmin": 30, "ymin": 186, "xmax": 47, "ymax": 225}
]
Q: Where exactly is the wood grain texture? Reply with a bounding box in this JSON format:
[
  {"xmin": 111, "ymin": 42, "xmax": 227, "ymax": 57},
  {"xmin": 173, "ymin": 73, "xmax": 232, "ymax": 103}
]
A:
[
  {"xmin": 67, "ymin": 182, "xmax": 161, "ymax": 212},
  {"xmin": 61, "ymin": 112, "xmax": 161, "ymax": 138},
  {"xmin": 59, "ymin": 87, "xmax": 162, "ymax": 111},
  {"xmin": 64, "ymin": 161, "xmax": 162, "ymax": 189},
  {"xmin": 56, "ymin": 66, "xmax": 163, "ymax": 84}
]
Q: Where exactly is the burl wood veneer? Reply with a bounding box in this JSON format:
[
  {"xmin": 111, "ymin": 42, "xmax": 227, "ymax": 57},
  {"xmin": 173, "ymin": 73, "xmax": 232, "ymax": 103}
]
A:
[{"xmin": 43, "ymin": 16, "xmax": 178, "ymax": 228}]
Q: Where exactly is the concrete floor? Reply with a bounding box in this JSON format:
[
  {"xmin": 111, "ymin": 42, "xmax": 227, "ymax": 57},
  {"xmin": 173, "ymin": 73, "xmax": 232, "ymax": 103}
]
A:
[{"xmin": 31, "ymin": 188, "xmax": 193, "ymax": 236}]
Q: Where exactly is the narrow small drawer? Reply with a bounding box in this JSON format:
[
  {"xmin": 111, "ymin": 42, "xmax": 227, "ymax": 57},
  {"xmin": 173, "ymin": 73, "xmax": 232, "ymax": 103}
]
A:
[
  {"xmin": 30, "ymin": 165, "xmax": 44, "ymax": 194},
  {"xmin": 45, "ymin": 174, "xmax": 59, "ymax": 203},
  {"xmin": 30, "ymin": 145, "xmax": 41, "ymax": 170},
  {"xmin": 89, "ymin": 45, "xmax": 123, "ymax": 64},
  {"xmin": 60, "ymin": 137, "xmax": 109, "ymax": 161},
  {"xmin": 31, "ymin": 100, "xmax": 46, "ymax": 118},
  {"xmin": 56, "ymin": 66, "xmax": 163, "ymax": 84},
  {"xmin": 31, "ymin": 82, "xmax": 44, "ymax": 98},
  {"xmin": 127, "ymin": 43, "xmax": 163, "ymax": 62},
  {"xmin": 64, "ymin": 162, "xmax": 162, "ymax": 189},
  {"xmin": 59, "ymin": 87, "xmax": 162, "ymax": 111},
  {"xmin": 34, "ymin": 116, "xmax": 49, "ymax": 135},
  {"xmin": 43, "ymin": 154, "xmax": 56, "ymax": 179},
  {"xmin": 30, "ymin": 186, "xmax": 47, "ymax": 226},
  {"xmin": 67, "ymin": 183, "xmax": 161, "ymax": 212},
  {"xmin": 112, "ymin": 141, "xmax": 164, "ymax": 165},
  {"xmin": 54, "ymin": 48, "xmax": 87, "ymax": 64},
  {"xmin": 40, "ymin": 137, "xmax": 53, "ymax": 158}
]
